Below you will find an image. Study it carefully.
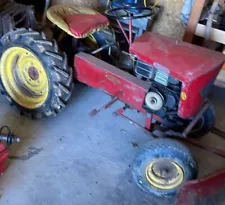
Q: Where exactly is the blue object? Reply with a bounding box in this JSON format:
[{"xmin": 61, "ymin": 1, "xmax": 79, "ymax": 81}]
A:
[
  {"xmin": 111, "ymin": 0, "xmax": 144, "ymax": 8},
  {"xmin": 180, "ymin": 0, "xmax": 194, "ymax": 27}
]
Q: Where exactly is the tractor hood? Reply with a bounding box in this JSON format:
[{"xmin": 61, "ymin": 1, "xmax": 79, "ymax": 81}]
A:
[
  {"xmin": 130, "ymin": 32, "xmax": 225, "ymax": 82},
  {"xmin": 130, "ymin": 32, "xmax": 225, "ymax": 119}
]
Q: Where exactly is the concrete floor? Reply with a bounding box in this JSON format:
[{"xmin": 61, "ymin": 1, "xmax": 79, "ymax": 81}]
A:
[{"xmin": 0, "ymin": 83, "xmax": 225, "ymax": 205}]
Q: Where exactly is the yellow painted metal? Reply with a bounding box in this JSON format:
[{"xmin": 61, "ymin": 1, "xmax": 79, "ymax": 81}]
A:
[
  {"xmin": 83, "ymin": 34, "xmax": 98, "ymax": 49},
  {"xmin": 83, "ymin": 34, "xmax": 101, "ymax": 58},
  {"xmin": 47, "ymin": 5, "xmax": 109, "ymax": 39},
  {"xmin": 58, "ymin": 31, "xmax": 67, "ymax": 42},
  {"xmin": 181, "ymin": 91, "xmax": 187, "ymax": 100},
  {"xmin": 145, "ymin": 159, "xmax": 184, "ymax": 190},
  {"xmin": 87, "ymin": 34, "xmax": 98, "ymax": 45},
  {"xmin": 57, "ymin": 30, "xmax": 101, "ymax": 59},
  {"xmin": 0, "ymin": 47, "xmax": 49, "ymax": 109}
]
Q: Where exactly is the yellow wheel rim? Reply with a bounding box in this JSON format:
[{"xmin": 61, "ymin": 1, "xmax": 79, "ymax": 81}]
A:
[
  {"xmin": 0, "ymin": 47, "xmax": 49, "ymax": 109},
  {"xmin": 145, "ymin": 158, "xmax": 184, "ymax": 190},
  {"xmin": 83, "ymin": 35, "xmax": 101, "ymax": 58},
  {"xmin": 85, "ymin": 34, "xmax": 98, "ymax": 46}
]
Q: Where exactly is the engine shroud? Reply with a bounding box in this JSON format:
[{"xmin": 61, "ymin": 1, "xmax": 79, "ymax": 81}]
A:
[{"xmin": 135, "ymin": 59, "xmax": 181, "ymax": 118}]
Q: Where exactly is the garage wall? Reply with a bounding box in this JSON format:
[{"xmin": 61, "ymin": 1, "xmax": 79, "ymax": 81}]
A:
[
  {"xmin": 150, "ymin": 0, "xmax": 185, "ymax": 40},
  {"xmin": 51, "ymin": 0, "xmax": 185, "ymax": 40},
  {"xmin": 51, "ymin": 0, "xmax": 104, "ymax": 10}
]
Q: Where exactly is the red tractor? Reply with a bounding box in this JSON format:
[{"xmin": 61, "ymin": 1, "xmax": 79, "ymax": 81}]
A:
[{"xmin": 0, "ymin": 3, "xmax": 224, "ymax": 197}]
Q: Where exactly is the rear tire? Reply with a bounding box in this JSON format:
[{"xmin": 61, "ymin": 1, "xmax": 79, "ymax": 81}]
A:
[
  {"xmin": 132, "ymin": 139, "xmax": 198, "ymax": 197},
  {"xmin": 0, "ymin": 28, "xmax": 74, "ymax": 119}
]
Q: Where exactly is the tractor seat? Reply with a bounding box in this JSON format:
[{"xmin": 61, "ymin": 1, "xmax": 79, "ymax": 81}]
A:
[{"xmin": 47, "ymin": 5, "xmax": 109, "ymax": 39}]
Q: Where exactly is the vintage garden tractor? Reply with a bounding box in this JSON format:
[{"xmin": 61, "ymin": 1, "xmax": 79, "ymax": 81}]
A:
[{"xmin": 0, "ymin": 2, "xmax": 224, "ymax": 197}]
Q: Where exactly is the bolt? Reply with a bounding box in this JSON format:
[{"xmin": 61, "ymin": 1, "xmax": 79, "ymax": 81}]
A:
[
  {"xmin": 14, "ymin": 137, "xmax": 21, "ymax": 143},
  {"xmin": 161, "ymin": 169, "xmax": 167, "ymax": 176}
]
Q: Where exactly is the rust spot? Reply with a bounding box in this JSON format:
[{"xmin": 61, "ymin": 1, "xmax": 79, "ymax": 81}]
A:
[
  {"xmin": 124, "ymin": 84, "xmax": 137, "ymax": 91},
  {"xmin": 133, "ymin": 96, "xmax": 143, "ymax": 102},
  {"xmin": 105, "ymin": 74, "xmax": 121, "ymax": 85}
]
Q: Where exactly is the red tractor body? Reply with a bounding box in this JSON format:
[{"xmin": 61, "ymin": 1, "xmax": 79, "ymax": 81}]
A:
[
  {"xmin": 130, "ymin": 32, "xmax": 224, "ymax": 119},
  {"xmin": 75, "ymin": 52, "xmax": 150, "ymax": 113},
  {"xmin": 0, "ymin": 3, "xmax": 223, "ymax": 198},
  {"xmin": 75, "ymin": 32, "xmax": 225, "ymax": 123},
  {"xmin": 0, "ymin": 144, "xmax": 8, "ymax": 176}
]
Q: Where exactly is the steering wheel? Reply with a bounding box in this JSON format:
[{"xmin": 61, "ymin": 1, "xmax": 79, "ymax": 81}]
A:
[{"xmin": 105, "ymin": 7, "xmax": 154, "ymax": 20}]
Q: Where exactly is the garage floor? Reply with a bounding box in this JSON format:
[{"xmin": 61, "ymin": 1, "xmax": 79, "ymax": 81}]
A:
[{"xmin": 0, "ymin": 83, "xmax": 225, "ymax": 205}]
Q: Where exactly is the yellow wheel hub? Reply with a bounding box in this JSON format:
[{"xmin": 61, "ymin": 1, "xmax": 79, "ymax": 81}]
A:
[
  {"xmin": 85, "ymin": 35, "xmax": 98, "ymax": 47},
  {"xmin": 83, "ymin": 35, "xmax": 101, "ymax": 58},
  {"xmin": 0, "ymin": 47, "xmax": 49, "ymax": 109},
  {"xmin": 145, "ymin": 158, "xmax": 184, "ymax": 190}
]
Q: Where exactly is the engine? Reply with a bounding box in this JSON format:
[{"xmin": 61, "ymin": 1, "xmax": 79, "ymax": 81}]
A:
[{"xmin": 134, "ymin": 59, "xmax": 182, "ymax": 119}]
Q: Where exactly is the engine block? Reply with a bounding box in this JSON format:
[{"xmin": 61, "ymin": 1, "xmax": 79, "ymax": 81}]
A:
[{"xmin": 135, "ymin": 59, "xmax": 182, "ymax": 118}]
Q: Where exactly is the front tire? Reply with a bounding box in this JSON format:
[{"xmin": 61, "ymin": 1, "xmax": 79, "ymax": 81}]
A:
[
  {"xmin": 0, "ymin": 28, "xmax": 74, "ymax": 119},
  {"xmin": 190, "ymin": 103, "xmax": 216, "ymax": 136},
  {"xmin": 132, "ymin": 139, "xmax": 198, "ymax": 197}
]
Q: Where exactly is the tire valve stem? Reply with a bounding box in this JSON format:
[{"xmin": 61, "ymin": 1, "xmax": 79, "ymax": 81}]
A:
[{"xmin": 139, "ymin": 180, "xmax": 143, "ymax": 184}]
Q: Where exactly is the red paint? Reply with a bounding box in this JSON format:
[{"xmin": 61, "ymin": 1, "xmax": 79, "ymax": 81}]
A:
[
  {"xmin": 115, "ymin": 107, "xmax": 153, "ymax": 134},
  {"xmin": 130, "ymin": 32, "xmax": 225, "ymax": 118},
  {"xmin": 145, "ymin": 114, "xmax": 152, "ymax": 130},
  {"xmin": 0, "ymin": 144, "xmax": 8, "ymax": 176},
  {"xmin": 116, "ymin": 20, "xmax": 130, "ymax": 44},
  {"xmin": 74, "ymin": 33, "xmax": 224, "ymax": 119},
  {"xmin": 179, "ymin": 68, "xmax": 219, "ymax": 118},
  {"xmin": 115, "ymin": 107, "xmax": 126, "ymax": 115},
  {"xmin": 74, "ymin": 52, "xmax": 150, "ymax": 112},
  {"xmin": 65, "ymin": 14, "xmax": 109, "ymax": 38},
  {"xmin": 176, "ymin": 169, "xmax": 225, "ymax": 205}
]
